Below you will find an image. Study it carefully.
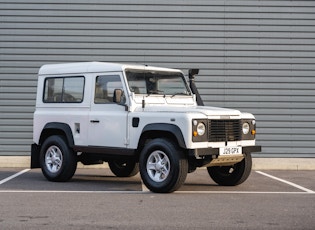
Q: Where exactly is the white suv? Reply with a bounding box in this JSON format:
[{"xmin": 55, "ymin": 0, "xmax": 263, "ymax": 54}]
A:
[{"xmin": 31, "ymin": 62, "xmax": 261, "ymax": 193}]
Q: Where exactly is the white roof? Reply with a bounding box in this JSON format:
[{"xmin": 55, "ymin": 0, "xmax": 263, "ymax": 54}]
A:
[{"xmin": 38, "ymin": 62, "xmax": 181, "ymax": 75}]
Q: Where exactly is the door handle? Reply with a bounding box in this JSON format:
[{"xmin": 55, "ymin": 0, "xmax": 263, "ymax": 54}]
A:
[{"xmin": 90, "ymin": 120, "xmax": 100, "ymax": 123}]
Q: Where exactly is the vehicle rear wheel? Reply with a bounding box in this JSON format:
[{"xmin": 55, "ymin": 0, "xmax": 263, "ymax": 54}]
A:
[
  {"xmin": 108, "ymin": 159, "xmax": 139, "ymax": 177},
  {"xmin": 40, "ymin": 135, "xmax": 77, "ymax": 182},
  {"xmin": 139, "ymin": 138, "xmax": 188, "ymax": 193},
  {"xmin": 207, "ymin": 153, "xmax": 252, "ymax": 186}
]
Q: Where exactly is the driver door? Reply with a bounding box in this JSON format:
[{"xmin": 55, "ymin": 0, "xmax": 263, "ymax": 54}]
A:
[{"xmin": 88, "ymin": 73, "xmax": 128, "ymax": 148}]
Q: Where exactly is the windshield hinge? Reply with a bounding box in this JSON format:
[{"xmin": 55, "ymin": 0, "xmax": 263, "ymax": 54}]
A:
[{"xmin": 142, "ymin": 97, "xmax": 145, "ymax": 108}]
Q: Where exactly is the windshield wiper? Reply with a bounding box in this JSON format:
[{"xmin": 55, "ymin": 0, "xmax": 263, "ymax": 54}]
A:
[
  {"xmin": 171, "ymin": 92, "xmax": 190, "ymax": 98},
  {"xmin": 148, "ymin": 90, "xmax": 164, "ymax": 95}
]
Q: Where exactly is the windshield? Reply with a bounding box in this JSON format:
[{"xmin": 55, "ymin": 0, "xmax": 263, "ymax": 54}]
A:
[{"xmin": 125, "ymin": 69, "xmax": 191, "ymax": 96}]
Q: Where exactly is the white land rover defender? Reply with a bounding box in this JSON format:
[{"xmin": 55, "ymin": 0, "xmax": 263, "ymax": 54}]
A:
[{"xmin": 31, "ymin": 62, "xmax": 261, "ymax": 193}]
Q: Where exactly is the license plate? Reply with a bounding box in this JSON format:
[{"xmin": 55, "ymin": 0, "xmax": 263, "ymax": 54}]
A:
[{"xmin": 219, "ymin": 147, "xmax": 242, "ymax": 155}]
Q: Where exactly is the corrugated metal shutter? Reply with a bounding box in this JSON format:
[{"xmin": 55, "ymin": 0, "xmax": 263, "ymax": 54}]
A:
[
  {"xmin": 195, "ymin": 1, "xmax": 315, "ymax": 157},
  {"xmin": 0, "ymin": 0, "xmax": 314, "ymax": 157}
]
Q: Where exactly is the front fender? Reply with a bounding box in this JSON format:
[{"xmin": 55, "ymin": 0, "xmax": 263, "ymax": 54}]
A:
[{"xmin": 141, "ymin": 123, "xmax": 186, "ymax": 148}]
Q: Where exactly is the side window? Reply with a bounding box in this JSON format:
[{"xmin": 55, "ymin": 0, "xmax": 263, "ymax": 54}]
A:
[
  {"xmin": 43, "ymin": 76, "xmax": 85, "ymax": 103},
  {"xmin": 95, "ymin": 75, "xmax": 123, "ymax": 104}
]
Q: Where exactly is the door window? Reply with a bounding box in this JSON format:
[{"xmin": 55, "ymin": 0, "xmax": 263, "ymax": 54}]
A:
[{"xmin": 94, "ymin": 75, "xmax": 124, "ymax": 104}]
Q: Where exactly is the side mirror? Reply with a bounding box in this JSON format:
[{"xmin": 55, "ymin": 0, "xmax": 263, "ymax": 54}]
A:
[{"xmin": 113, "ymin": 89, "xmax": 124, "ymax": 104}]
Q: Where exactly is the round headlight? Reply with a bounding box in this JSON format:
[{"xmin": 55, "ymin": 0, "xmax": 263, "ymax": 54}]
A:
[
  {"xmin": 242, "ymin": 122, "xmax": 250, "ymax": 134},
  {"xmin": 197, "ymin": 123, "xmax": 206, "ymax": 136}
]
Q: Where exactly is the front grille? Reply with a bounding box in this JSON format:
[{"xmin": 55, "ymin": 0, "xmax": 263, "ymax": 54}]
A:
[{"xmin": 208, "ymin": 120, "xmax": 241, "ymax": 142}]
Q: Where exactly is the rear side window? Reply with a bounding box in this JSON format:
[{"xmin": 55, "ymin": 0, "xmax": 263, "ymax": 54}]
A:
[{"xmin": 43, "ymin": 76, "xmax": 85, "ymax": 103}]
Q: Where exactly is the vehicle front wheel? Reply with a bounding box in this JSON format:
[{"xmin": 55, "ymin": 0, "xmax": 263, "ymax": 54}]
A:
[
  {"xmin": 40, "ymin": 135, "xmax": 77, "ymax": 182},
  {"xmin": 108, "ymin": 159, "xmax": 139, "ymax": 177},
  {"xmin": 139, "ymin": 138, "xmax": 188, "ymax": 193},
  {"xmin": 207, "ymin": 153, "xmax": 252, "ymax": 186}
]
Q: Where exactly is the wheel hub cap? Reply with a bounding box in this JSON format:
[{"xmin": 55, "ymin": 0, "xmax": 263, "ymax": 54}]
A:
[
  {"xmin": 146, "ymin": 150, "xmax": 170, "ymax": 182},
  {"xmin": 45, "ymin": 146, "xmax": 63, "ymax": 173}
]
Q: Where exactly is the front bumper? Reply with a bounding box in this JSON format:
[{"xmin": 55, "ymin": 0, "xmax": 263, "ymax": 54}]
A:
[
  {"xmin": 190, "ymin": 145, "xmax": 262, "ymax": 157},
  {"xmin": 189, "ymin": 145, "xmax": 261, "ymax": 167}
]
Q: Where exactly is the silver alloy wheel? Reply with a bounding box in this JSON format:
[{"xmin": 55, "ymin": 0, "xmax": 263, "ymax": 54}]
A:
[
  {"xmin": 146, "ymin": 150, "xmax": 170, "ymax": 182},
  {"xmin": 45, "ymin": 145, "xmax": 63, "ymax": 173}
]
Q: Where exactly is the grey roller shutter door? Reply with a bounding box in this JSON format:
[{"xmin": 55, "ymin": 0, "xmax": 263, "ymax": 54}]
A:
[{"xmin": 1, "ymin": 1, "xmax": 314, "ymax": 157}]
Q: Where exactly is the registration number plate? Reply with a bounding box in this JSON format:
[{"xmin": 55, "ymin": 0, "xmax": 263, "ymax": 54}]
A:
[{"xmin": 219, "ymin": 147, "xmax": 242, "ymax": 155}]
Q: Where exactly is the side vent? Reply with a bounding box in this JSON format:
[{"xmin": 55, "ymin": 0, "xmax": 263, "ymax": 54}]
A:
[{"xmin": 132, "ymin": 117, "xmax": 140, "ymax": 127}]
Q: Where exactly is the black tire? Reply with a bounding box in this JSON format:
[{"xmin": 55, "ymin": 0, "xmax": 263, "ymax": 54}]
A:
[
  {"xmin": 207, "ymin": 153, "xmax": 252, "ymax": 186},
  {"xmin": 108, "ymin": 159, "xmax": 139, "ymax": 177},
  {"xmin": 40, "ymin": 135, "xmax": 77, "ymax": 182},
  {"xmin": 139, "ymin": 138, "xmax": 188, "ymax": 193}
]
